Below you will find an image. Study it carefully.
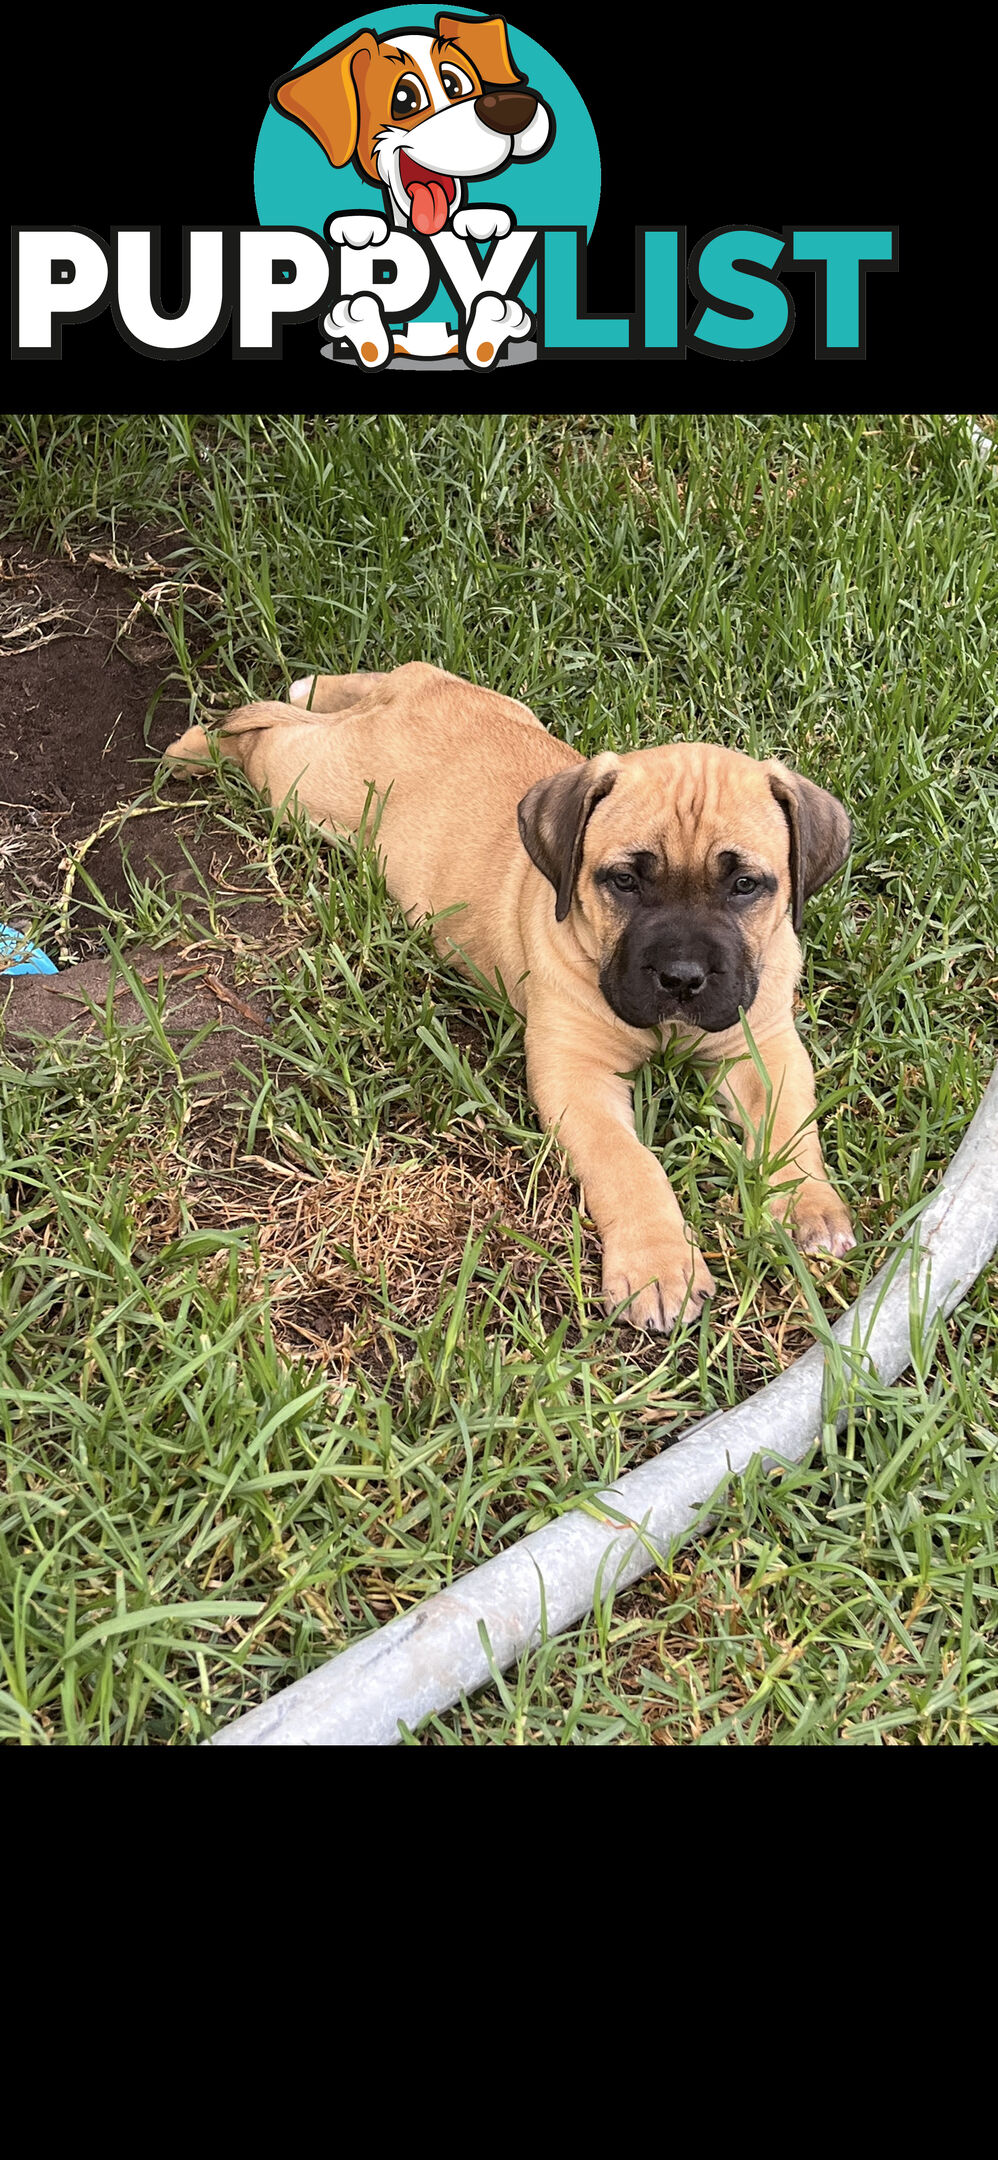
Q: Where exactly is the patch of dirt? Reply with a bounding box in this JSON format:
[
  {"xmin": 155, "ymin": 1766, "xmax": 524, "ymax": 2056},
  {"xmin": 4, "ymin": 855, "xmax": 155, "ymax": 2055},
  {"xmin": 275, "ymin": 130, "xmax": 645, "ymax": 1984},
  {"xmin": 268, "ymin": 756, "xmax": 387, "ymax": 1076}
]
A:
[
  {"xmin": 73, "ymin": 812, "xmax": 285, "ymax": 943},
  {"xmin": 0, "ymin": 542, "xmax": 291, "ymax": 1087},
  {"xmin": 0, "ymin": 543, "xmax": 224, "ymax": 952},
  {"xmin": 0, "ymin": 545, "xmax": 191, "ymax": 888},
  {"xmin": 1, "ymin": 938, "xmax": 277, "ymax": 1096},
  {"xmin": 0, "ymin": 543, "xmax": 278, "ymax": 954}
]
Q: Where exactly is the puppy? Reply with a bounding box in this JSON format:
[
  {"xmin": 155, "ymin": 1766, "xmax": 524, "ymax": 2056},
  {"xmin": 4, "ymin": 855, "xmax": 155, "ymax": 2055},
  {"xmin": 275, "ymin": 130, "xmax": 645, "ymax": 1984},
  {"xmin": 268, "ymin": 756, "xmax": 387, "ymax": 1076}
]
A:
[{"xmin": 166, "ymin": 664, "xmax": 855, "ymax": 1332}]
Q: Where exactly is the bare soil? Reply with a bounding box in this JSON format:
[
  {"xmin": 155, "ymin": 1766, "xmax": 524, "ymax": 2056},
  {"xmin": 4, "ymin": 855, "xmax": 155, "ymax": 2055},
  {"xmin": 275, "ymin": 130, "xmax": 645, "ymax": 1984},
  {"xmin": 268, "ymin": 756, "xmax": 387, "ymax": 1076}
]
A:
[
  {"xmin": 1, "ymin": 544, "xmax": 188, "ymax": 877},
  {"xmin": 0, "ymin": 543, "xmax": 290, "ymax": 1087}
]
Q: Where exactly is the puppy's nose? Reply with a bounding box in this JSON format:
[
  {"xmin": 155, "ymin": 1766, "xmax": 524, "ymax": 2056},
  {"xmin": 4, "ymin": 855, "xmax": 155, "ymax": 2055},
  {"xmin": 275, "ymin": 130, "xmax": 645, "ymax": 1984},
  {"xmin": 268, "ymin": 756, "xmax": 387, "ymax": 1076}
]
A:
[
  {"xmin": 475, "ymin": 88, "xmax": 538, "ymax": 135},
  {"xmin": 652, "ymin": 959, "xmax": 707, "ymax": 1000}
]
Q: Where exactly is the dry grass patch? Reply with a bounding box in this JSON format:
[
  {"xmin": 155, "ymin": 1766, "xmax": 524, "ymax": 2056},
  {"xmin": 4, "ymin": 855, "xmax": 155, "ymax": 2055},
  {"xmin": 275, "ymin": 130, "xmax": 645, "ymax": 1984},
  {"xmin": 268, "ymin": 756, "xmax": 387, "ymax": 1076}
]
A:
[{"xmin": 177, "ymin": 1125, "xmax": 587, "ymax": 1372}]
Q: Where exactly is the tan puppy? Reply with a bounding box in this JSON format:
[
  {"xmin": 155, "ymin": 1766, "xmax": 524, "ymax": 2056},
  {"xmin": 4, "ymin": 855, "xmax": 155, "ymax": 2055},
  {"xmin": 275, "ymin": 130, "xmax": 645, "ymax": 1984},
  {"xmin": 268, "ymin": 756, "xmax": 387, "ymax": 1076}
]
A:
[{"xmin": 166, "ymin": 664, "xmax": 855, "ymax": 1332}]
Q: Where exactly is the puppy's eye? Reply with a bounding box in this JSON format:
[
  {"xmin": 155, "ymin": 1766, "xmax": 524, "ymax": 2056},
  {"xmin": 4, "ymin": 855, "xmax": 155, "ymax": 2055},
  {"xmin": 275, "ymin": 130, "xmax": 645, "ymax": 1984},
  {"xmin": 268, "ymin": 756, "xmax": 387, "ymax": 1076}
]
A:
[
  {"xmin": 732, "ymin": 875, "xmax": 759, "ymax": 896},
  {"xmin": 441, "ymin": 65, "xmax": 473, "ymax": 99},
  {"xmin": 391, "ymin": 74, "xmax": 429, "ymax": 120},
  {"xmin": 611, "ymin": 871, "xmax": 639, "ymax": 893}
]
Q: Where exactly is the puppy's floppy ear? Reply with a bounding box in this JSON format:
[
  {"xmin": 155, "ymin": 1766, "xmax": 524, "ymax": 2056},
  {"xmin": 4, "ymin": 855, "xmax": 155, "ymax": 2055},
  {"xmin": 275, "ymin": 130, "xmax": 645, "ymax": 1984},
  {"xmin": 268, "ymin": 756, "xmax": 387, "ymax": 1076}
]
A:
[
  {"xmin": 436, "ymin": 13, "xmax": 523, "ymax": 85},
  {"xmin": 768, "ymin": 761, "xmax": 852, "ymax": 933},
  {"xmin": 517, "ymin": 754, "xmax": 619, "ymax": 923},
  {"xmin": 271, "ymin": 32, "xmax": 379, "ymax": 167}
]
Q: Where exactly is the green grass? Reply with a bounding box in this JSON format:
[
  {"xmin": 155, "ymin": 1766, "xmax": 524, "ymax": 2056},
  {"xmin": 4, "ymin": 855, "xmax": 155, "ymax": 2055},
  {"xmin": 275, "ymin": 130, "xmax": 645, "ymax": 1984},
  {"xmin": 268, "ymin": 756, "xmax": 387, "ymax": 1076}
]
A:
[{"xmin": 1, "ymin": 411, "xmax": 997, "ymax": 1744}]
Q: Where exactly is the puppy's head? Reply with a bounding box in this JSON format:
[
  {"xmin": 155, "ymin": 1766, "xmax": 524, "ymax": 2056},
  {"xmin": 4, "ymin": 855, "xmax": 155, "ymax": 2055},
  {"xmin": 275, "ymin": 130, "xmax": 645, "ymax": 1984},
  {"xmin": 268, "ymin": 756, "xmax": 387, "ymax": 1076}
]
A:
[
  {"xmin": 518, "ymin": 743, "xmax": 851, "ymax": 1032},
  {"xmin": 271, "ymin": 16, "xmax": 552, "ymax": 234}
]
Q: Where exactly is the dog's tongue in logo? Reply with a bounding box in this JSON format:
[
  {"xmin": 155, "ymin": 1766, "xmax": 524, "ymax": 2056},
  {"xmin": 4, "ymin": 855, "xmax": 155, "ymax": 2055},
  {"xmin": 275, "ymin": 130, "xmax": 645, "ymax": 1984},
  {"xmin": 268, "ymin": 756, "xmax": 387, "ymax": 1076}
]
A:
[{"xmin": 399, "ymin": 151, "xmax": 456, "ymax": 236}]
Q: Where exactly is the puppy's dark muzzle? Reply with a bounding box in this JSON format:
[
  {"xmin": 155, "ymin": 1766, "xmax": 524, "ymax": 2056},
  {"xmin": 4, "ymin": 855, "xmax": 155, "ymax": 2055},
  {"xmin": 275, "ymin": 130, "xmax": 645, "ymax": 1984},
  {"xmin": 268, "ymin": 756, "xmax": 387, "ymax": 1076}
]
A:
[
  {"xmin": 600, "ymin": 912, "xmax": 756, "ymax": 1033},
  {"xmin": 646, "ymin": 957, "xmax": 707, "ymax": 1003},
  {"xmin": 475, "ymin": 88, "xmax": 538, "ymax": 135}
]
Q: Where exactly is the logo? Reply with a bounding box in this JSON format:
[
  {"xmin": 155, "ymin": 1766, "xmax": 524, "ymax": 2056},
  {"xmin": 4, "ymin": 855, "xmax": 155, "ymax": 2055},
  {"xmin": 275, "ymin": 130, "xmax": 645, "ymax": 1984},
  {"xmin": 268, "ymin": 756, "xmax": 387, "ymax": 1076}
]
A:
[
  {"xmin": 10, "ymin": 12, "xmax": 898, "ymax": 365},
  {"xmin": 256, "ymin": 10, "xmax": 586, "ymax": 370}
]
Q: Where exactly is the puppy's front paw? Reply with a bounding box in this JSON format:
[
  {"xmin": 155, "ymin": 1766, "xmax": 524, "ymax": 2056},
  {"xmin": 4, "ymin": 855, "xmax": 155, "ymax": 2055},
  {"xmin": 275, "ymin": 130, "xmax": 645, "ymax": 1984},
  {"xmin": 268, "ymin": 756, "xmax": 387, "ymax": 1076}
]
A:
[
  {"xmin": 785, "ymin": 1180, "xmax": 856, "ymax": 1258},
  {"xmin": 327, "ymin": 212, "xmax": 389, "ymax": 249},
  {"xmin": 451, "ymin": 206, "xmax": 512, "ymax": 242},
  {"xmin": 602, "ymin": 1234, "xmax": 715, "ymax": 1334},
  {"xmin": 463, "ymin": 293, "xmax": 531, "ymax": 369},
  {"xmin": 323, "ymin": 293, "xmax": 390, "ymax": 368}
]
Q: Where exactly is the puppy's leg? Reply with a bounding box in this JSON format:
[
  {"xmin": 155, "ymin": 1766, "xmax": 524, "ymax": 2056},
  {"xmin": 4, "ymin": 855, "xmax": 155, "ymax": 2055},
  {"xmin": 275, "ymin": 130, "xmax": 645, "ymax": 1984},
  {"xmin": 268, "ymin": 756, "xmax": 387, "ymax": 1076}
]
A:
[
  {"xmin": 167, "ymin": 700, "xmax": 382, "ymax": 837},
  {"xmin": 526, "ymin": 1012, "xmax": 715, "ymax": 1333},
  {"xmin": 164, "ymin": 704, "xmax": 293, "ymax": 777},
  {"xmin": 163, "ymin": 719, "xmax": 269, "ymax": 767},
  {"xmin": 288, "ymin": 671, "xmax": 386, "ymax": 714},
  {"xmin": 163, "ymin": 723, "xmax": 213, "ymax": 765},
  {"xmin": 717, "ymin": 1026, "xmax": 855, "ymax": 1255}
]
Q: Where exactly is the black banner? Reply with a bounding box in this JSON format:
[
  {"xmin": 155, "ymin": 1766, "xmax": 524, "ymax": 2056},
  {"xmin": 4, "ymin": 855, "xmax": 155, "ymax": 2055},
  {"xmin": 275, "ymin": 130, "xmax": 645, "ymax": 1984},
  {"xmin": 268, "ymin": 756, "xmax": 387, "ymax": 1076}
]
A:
[{"xmin": 4, "ymin": 6, "xmax": 978, "ymax": 410}]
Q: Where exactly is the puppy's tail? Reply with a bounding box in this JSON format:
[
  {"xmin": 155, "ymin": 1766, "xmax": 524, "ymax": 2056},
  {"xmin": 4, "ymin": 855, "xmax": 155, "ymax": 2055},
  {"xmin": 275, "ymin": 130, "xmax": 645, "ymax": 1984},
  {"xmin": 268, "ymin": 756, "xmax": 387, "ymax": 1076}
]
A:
[{"xmin": 164, "ymin": 702, "xmax": 297, "ymax": 774}]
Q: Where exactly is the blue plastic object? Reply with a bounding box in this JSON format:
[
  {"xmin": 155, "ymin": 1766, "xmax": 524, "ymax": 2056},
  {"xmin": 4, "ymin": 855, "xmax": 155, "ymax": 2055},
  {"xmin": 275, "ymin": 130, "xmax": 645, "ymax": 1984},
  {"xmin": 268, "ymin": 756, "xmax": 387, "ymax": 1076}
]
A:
[{"xmin": 0, "ymin": 925, "xmax": 58, "ymax": 976}]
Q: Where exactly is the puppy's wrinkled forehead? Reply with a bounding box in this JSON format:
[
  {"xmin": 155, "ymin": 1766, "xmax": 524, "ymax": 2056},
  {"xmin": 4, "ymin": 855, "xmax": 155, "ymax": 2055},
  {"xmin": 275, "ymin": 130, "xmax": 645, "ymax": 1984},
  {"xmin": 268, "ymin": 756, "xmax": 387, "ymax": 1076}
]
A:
[{"xmin": 592, "ymin": 744, "xmax": 789, "ymax": 872}]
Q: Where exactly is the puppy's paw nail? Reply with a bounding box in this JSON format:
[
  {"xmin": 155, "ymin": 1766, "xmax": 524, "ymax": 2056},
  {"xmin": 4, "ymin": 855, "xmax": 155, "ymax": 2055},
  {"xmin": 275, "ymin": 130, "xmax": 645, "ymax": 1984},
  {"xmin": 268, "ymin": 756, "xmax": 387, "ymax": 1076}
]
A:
[
  {"xmin": 826, "ymin": 1225, "xmax": 857, "ymax": 1257},
  {"xmin": 289, "ymin": 676, "xmax": 315, "ymax": 705}
]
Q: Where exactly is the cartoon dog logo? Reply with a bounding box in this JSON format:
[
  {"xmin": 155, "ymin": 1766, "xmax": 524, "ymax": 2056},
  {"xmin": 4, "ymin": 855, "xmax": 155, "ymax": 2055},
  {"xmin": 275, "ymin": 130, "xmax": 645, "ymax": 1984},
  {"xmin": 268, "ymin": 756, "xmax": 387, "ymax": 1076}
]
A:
[{"xmin": 270, "ymin": 14, "xmax": 554, "ymax": 366}]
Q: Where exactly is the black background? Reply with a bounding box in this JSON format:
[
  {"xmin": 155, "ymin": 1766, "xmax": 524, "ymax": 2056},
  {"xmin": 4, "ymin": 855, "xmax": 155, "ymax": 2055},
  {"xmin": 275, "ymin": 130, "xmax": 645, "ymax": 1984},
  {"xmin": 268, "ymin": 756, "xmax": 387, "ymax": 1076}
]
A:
[{"xmin": 4, "ymin": 6, "xmax": 977, "ymax": 412}]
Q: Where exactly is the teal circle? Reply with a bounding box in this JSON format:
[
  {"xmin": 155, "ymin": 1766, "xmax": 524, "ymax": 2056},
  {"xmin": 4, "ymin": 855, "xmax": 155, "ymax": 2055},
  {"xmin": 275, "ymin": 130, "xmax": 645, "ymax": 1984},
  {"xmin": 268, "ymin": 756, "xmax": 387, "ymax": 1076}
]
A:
[{"xmin": 254, "ymin": 12, "xmax": 601, "ymax": 326}]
